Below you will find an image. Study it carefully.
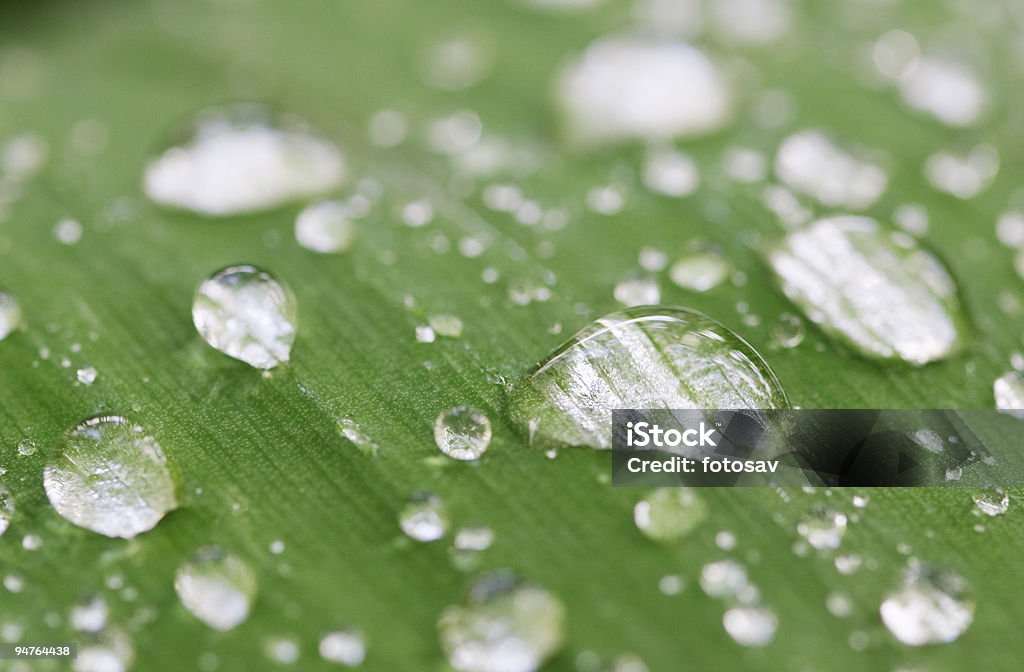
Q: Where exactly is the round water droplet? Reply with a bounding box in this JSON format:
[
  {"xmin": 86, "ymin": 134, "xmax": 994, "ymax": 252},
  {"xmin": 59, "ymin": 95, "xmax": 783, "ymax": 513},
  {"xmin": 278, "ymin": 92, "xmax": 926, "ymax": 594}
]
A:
[
  {"xmin": 43, "ymin": 416, "xmax": 177, "ymax": 539},
  {"xmin": 507, "ymin": 307, "xmax": 788, "ymax": 450},
  {"xmin": 613, "ymin": 276, "xmax": 660, "ymax": 307},
  {"xmin": 429, "ymin": 314, "xmax": 464, "ymax": 338},
  {"xmin": 0, "ymin": 485, "xmax": 14, "ymax": 537},
  {"xmin": 700, "ymin": 559, "xmax": 749, "ymax": 600},
  {"xmin": 399, "ymin": 492, "xmax": 449, "ymax": 542},
  {"xmin": 0, "ymin": 289, "xmax": 24, "ymax": 340},
  {"xmin": 771, "ymin": 313, "xmax": 805, "ymax": 348},
  {"xmin": 319, "ymin": 628, "xmax": 366, "ymax": 667},
  {"xmin": 633, "ymin": 488, "xmax": 707, "ymax": 542},
  {"xmin": 971, "ymin": 488, "xmax": 1009, "ymax": 516},
  {"xmin": 17, "ymin": 439, "xmax": 37, "ymax": 456},
  {"xmin": 144, "ymin": 104, "xmax": 344, "ymax": 216},
  {"xmin": 722, "ymin": 605, "xmax": 777, "ymax": 647},
  {"xmin": 77, "ymin": 366, "xmax": 98, "ymax": 386},
  {"xmin": 556, "ymin": 37, "xmax": 731, "ymax": 148},
  {"xmin": 295, "ymin": 201, "xmax": 356, "ymax": 254},
  {"xmin": 434, "ymin": 407, "xmax": 492, "ymax": 461},
  {"xmin": 994, "ymin": 371, "xmax": 1024, "ymax": 419},
  {"xmin": 880, "ymin": 564, "xmax": 974, "ymax": 646},
  {"xmin": 193, "ymin": 265, "xmax": 298, "ymax": 369},
  {"xmin": 668, "ymin": 253, "xmax": 729, "ymax": 292},
  {"xmin": 174, "ymin": 546, "xmax": 258, "ymax": 631},
  {"xmin": 643, "ymin": 146, "xmax": 699, "ymax": 197},
  {"xmin": 767, "ymin": 216, "xmax": 968, "ymax": 365},
  {"xmin": 796, "ymin": 506, "xmax": 848, "ymax": 551},
  {"xmin": 438, "ymin": 572, "xmax": 566, "ymax": 672}
]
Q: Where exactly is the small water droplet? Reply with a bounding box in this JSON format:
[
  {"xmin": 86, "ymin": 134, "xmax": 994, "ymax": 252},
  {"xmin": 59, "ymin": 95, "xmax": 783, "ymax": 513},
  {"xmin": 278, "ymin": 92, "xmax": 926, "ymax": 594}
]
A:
[
  {"xmin": 0, "ymin": 289, "xmax": 24, "ymax": 340},
  {"xmin": 438, "ymin": 571, "xmax": 566, "ymax": 672},
  {"xmin": 338, "ymin": 418, "xmax": 379, "ymax": 456},
  {"xmin": 0, "ymin": 485, "xmax": 14, "ymax": 536},
  {"xmin": 55, "ymin": 218, "xmax": 83, "ymax": 245},
  {"xmin": 771, "ymin": 312, "xmax": 805, "ymax": 348},
  {"xmin": 70, "ymin": 595, "xmax": 109, "ymax": 633},
  {"xmin": 193, "ymin": 265, "xmax": 298, "ymax": 369},
  {"xmin": 658, "ymin": 574, "xmax": 685, "ymax": 596},
  {"xmin": 971, "ymin": 488, "xmax": 1009, "ymax": 516},
  {"xmin": 295, "ymin": 201, "xmax": 356, "ymax": 254},
  {"xmin": 668, "ymin": 253, "xmax": 729, "ymax": 292},
  {"xmin": 77, "ymin": 366, "xmax": 98, "ymax": 386},
  {"xmin": 264, "ymin": 635, "xmax": 300, "ymax": 664},
  {"xmin": 994, "ymin": 371, "xmax": 1024, "ymax": 418},
  {"xmin": 507, "ymin": 307, "xmax": 787, "ymax": 450},
  {"xmin": 643, "ymin": 146, "xmax": 699, "ymax": 197},
  {"xmin": 415, "ymin": 325, "xmax": 437, "ymax": 344},
  {"xmin": 775, "ymin": 131, "xmax": 887, "ymax": 210},
  {"xmin": 319, "ymin": 628, "xmax": 366, "ymax": 667},
  {"xmin": 996, "ymin": 211, "xmax": 1024, "ymax": 249},
  {"xmin": 638, "ymin": 247, "xmax": 668, "ymax": 272},
  {"xmin": 613, "ymin": 276, "xmax": 660, "ymax": 307},
  {"xmin": 428, "ymin": 314, "xmax": 464, "ymax": 338},
  {"xmin": 269, "ymin": 540, "xmax": 285, "ymax": 555},
  {"xmin": 924, "ymin": 145, "xmax": 998, "ymax": 199},
  {"xmin": 17, "ymin": 439, "xmax": 36, "ymax": 456},
  {"xmin": 899, "ymin": 57, "xmax": 985, "ymax": 127},
  {"xmin": 880, "ymin": 563, "xmax": 974, "ymax": 646},
  {"xmin": 144, "ymin": 104, "xmax": 344, "ymax": 216},
  {"xmin": 44, "ymin": 416, "xmax": 177, "ymax": 538},
  {"xmin": 826, "ymin": 591, "xmax": 854, "ymax": 618},
  {"xmin": 909, "ymin": 428, "xmax": 945, "ymax": 454},
  {"xmin": 21, "ymin": 532, "xmax": 41, "ymax": 550},
  {"xmin": 74, "ymin": 627, "xmax": 134, "ymax": 672},
  {"xmin": 633, "ymin": 489, "xmax": 707, "ymax": 542},
  {"xmin": 722, "ymin": 605, "xmax": 777, "ymax": 647},
  {"xmin": 399, "ymin": 492, "xmax": 449, "ymax": 542},
  {"xmin": 767, "ymin": 216, "xmax": 968, "ymax": 364},
  {"xmin": 715, "ymin": 530, "xmax": 737, "ymax": 551},
  {"xmin": 434, "ymin": 407, "xmax": 492, "ymax": 461},
  {"xmin": 175, "ymin": 546, "xmax": 258, "ymax": 631},
  {"xmin": 700, "ymin": 560, "xmax": 749, "ymax": 600},
  {"xmin": 796, "ymin": 507, "xmax": 848, "ymax": 551},
  {"xmin": 557, "ymin": 37, "xmax": 731, "ymax": 148},
  {"xmin": 369, "ymin": 109, "xmax": 407, "ymax": 148}
]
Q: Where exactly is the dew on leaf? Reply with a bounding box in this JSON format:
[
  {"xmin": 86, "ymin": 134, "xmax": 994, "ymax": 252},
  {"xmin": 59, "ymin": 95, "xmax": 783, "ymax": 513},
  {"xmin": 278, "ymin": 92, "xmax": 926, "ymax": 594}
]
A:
[
  {"xmin": 77, "ymin": 366, "xmax": 98, "ymax": 386},
  {"xmin": 796, "ymin": 506, "xmax": 848, "ymax": 551},
  {"xmin": 399, "ymin": 492, "xmax": 449, "ymax": 542},
  {"xmin": 634, "ymin": 489, "xmax": 708, "ymax": 542},
  {"xmin": 295, "ymin": 201, "xmax": 357, "ymax": 254},
  {"xmin": 0, "ymin": 289, "xmax": 24, "ymax": 340},
  {"xmin": 70, "ymin": 595, "xmax": 109, "ymax": 633},
  {"xmin": 722, "ymin": 605, "xmax": 777, "ymax": 647},
  {"xmin": 880, "ymin": 563, "xmax": 974, "ymax": 646},
  {"xmin": 434, "ymin": 406, "xmax": 492, "ymax": 461},
  {"xmin": 428, "ymin": 314, "xmax": 464, "ymax": 338},
  {"xmin": 44, "ymin": 416, "xmax": 177, "ymax": 539},
  {"xmin": 972, "ymin": 488, "xmax": 1009, "ymax": 516},
  {"xmin": 668, "ymin": 253, "xmax": 729, "ymax": 292},
  {"xmin": 174, "ymin": 546, "xmax": 258, "ymax": 631},
  {"xmin": 994, "ymin": 371, "xmax": 1024, "ymax": 418},
  {"xmin": 774, "ymin": 130, "xmax": 887, "ymax": 210},
  {"xmin": 924, "ymin": 145, "xmax": 998, "ymax": 199},
  {"xmin": 899, "ymin": 57, "xmax": 985, "ymax": 127},
  {"xmin": 192, "ymin": 265, "xmax": 298, "ymax": 370},
  {"xmin": 613, "ymin": 276, "xmax": 660, "ymax": 307},
  {"xmin": 319, "ymin": 628, "xmax": 366, "ymax": 667},
  {"xmin": 0, "ymin": 485, "xmax": 14, "ymax": 536},
  {"xmin": 74, "ymin": 627, "xmax": 134, "ymax": 672},
  {"xmin": 643, "ymin": 146, "xmax": 699, "ymax": 197}
]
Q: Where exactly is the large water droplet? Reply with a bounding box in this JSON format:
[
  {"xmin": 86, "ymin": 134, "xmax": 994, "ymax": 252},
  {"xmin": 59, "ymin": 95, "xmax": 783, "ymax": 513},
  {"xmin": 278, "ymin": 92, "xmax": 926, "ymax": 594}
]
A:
[
  {"xmin": 434, "ymin": 407, "xmax": 492, "ymax": 461},
  {"xmin": 174, "ymin": 546, "xmax": 258, "ymax": 631},
  {"xmin": 399, "ymin": 492, "xmax": 449, "ymax": 542},
  {"xmin": 193, "ymin": 265, "xmax": 298, "ymax": 369},
  {"xmin": 633, "ymin": 489, "xmax": 707, "ymax": 542},
  {"xmin": 994, "ymin": 371, "xmax": 1024, "ymax": 419},
  {"xmin": 880, "ymin": 563, "xmax": 974, "ymax": 646},
  {"xmin": 767, "ymin": 216, "xmax": 967, "ymax": 365},
  {"xmin": 144, "ymin": 104, "xmax": 344, "ymax": 216},
  {"xmin": 43, "ymin": 416, "xmax": 178, "ymax": 538},
  {"xmin": 0, "ymin": 288, "xmax": 24, "ymax": 340},
  {"xmin": 556, "ymin": 37, "xmax": 731, "ymax": 148},
  {"xmin": 438, "ymin": 572, "xmax": 566, "ymax": 672},
  {"xmin": 507, "ymin": 307, "xmax": 787, "ymax": 450}
]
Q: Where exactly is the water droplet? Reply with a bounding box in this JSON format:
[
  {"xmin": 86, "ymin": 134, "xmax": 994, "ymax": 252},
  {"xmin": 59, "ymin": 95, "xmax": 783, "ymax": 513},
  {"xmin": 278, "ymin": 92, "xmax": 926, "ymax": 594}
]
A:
[
  {"xmin": 55, "ymin": 218, "xmax": 83, "ymax": 245},
  {"xmin": 338, "ymin": 417, "xmax": 380, "ymax": 456},
  {"xmin": 643, "ymin": 146, "xmax": 699, "ymax": 197},
  {"xmin": 420, "ymin": 29, "xmax": 493, "ymax": 92},
  {"xmin": 826, "ymin": 591, "xmax": 854, "ymax": 618},
  {"xmin": 908, "ymin": 428, "xmax": 944, "ymax": 454},
  {"xmin": 557, "ymin": 37, "xmax": 731, "ymax": 148},
  {"xmin": 264, "ymin": 636, "xmax": 300, "ymax": 664},
  {"xmin": 0, "ymin": 289, "xmax": 24, "ymax": 340},
  {"xmin": 996, "ymin": 211, "xmax": 1024, "ymax": 249},
  {"xmin": 633, "ymin": 489, "xmax": 707, "ymax": 542},
  {"xmin": 369, "ymin": 109, "xmax": 407, "ymax": 148},
  {"xmin": 924, "ymin": 145, "xmax": 998, "ymax": 199},
  {"xmin": 722, "ymin": 605, "xmax": 777, "ymax": 647},
  {"xmin": 455, "ymin": 525, "xmax": 495, "ymax": 552},
  {"xmin": 44, "ymin": 416, "xmax": 177, "ymax": 538},
  {"xmin": 893, "ymin": 203, "xmax": 929, "ymax": 236},
  {"xmin": 774, "ymin": 131, "xmax": 887, "ymax": 210},
  {"xmin": 994, "ymin": 371, "xmax": 1024, "ymax": 419},
  {"xmin": 74, "ymin": 627, "xmax": 134, "ymax": 672},
  {"xmin": 144, "ymin": 104, "xmax": 344, "ymax": 216},
  {"xmin": 796, "ymin": 507, "xmax": 848, "ymax": 551},
  {"xmin": 399, "ymin": 492, "xmax": 449, "ymax": 542},
  {"xmin": 700, "ymin": 560, "xmax": 749, "ymax": 599},
  {"xmin": 972, "ymin": 488, "xmax": 1009, "ymax": 516},
  {"xmin": 434, "ymin": 407, "xmax": 492, "ymax": 461},
  {"xmin": 771, "ymin": 313, "xmax": 805, "ymax": 348},
  {"xmin": 438, "ymin": 572, "xmax": 566, "ymax": 672},
  {"xmin": 319, "ymin": 628, "xmax": 366, "ymax": 667},
  {"xmin": 77, "ymin": 366, "xmax": 98, "ymax": 386},
  {"xmin": 295, "ymin": 201, "xmax": 356, "ymax": 254},
  {"xmin": 585, "ymin": 183, "xmax": 626, "ymax": 215},
  {"xmin": 668, "ymin": 253, "xmax": 729, "ymax": 292},
  {"xmin": 174, "ymin": 546, "xmax": 258, "ymax": 631},
  {"xmin": 767, "ymin": 216, "xmax": 967, "ymax": 364},
  {"xmin": 21, "ymin": 532, "xmax": 41, "ymax": 550},
  {"xmin": 658, "ymin": 574, "xmax": 685, "ymax": 596},
  {"xmin": 0, "ymin": 485, "xmax": 14, "ymax": 536},
  {"xmin": 880, "ymin": 564, "xmax": 974, "ymax": 646},
  {"xmin": 415, "ymin": 325, "xmax": 437, "ymax": 343},
  {"xmin": 715, "ymin": 530, "xmax": 737, "ymax": 550},
  {"xmin": 710, "ymin": 0, "xmax": 790, "ymax": 45},
  {"xmin": 429, "ymin": 314, "xmax": 464, "ymax": 338},
  {"xmin": 16, "ymin": 438, "xmax": 35, "ymax": 456},
  {"xmin": 873, "ymin": 29, "xmax": 920, "ymax": 79},
  {"xmin": 192, "ymin": 265, "xmax": 298, "ymax": 369},
  {"xmin": 613, "ymin": 276, "xmax": 660, "ymax": 307},
  {"xmin": 899, "ymin": 57, "xmax": 984, "ymax": 127},
  {"xmin": 70, "ymin": 595, "xmax": 109, "ymax": 633},
  {"xmin": 507, "ymin": 307, "xmax": 787, "ymax": 450},
  {"xmin": 638, "ymin": 247, "xmax": 668, "ymax": 272}
]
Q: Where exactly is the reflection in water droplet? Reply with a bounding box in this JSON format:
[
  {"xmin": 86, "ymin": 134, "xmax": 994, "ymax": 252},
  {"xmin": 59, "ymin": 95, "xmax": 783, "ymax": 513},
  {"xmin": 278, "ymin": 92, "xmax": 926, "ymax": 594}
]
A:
[
  {"xmin": 435, "ymin": 407, "xmax": 492, "ymax": 461},
  {"xmin": 634, "ymin": 489, "xmax": 707, "ymax": 542},
  {"xmin": 507, "ymin": 307, "xmax": 787, "ymax": 450},
  {"xmin": 295, "ymin": 201, "xmax": 356, "ymax": 254},
  {"xmin": 880, "ymin": 563, "xmax": 974, "ymax": 646},
  {"xmin": 144, "ymin": 104, "xmax": 344, "ymax": 216},
  {"xmin": 557, "ymin": 37, "xmax": 731, "ymax": 148},
  {"xmin": 319, "ymin": 628, "xmax": 366, "ymax": 667},
  {"xmin": 796, "ymin": 506, "xmax": 848, "ymax": 551},
  {"xmin": 193, "ymin": 265, "xmax": 298, "ymax": 369},
  {"xmin": 438, "ymin": 572, "xmax": 566, "ymax": 672},
  {"xmin": 43, "ymin": 416, "xmax": 177, "ymax": 538},
  {"xmin": 0, "ymin": 289, "xmax": 23, "ymax": 340},
  {"xmin": 994, "ymin": 371, "xmax": 1024, "ymax": 419},
  {"xmin": 175, "ymin": 546, "xmax": 258, "ymax": 631},
  {"xmin": 767, "ymin": 216, "xmax": 967, "ymax": 364},
  {"xmin": 399, "ymin": 492, "xmax": 449, "ymax": 542}
]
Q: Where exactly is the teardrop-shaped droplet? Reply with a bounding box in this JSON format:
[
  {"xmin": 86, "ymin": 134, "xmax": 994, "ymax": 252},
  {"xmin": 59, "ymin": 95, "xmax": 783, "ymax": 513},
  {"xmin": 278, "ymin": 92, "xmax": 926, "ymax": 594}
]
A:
[
  {"xmin": 880, "ymin": 563, "xmax": 974, "ymax": 646},
  {"xmin": 438, "ymin": 571, "xmax": 566, "ymax": 672},
  {"xmin": 507, "ymin": 307, "xmax": 787, "ymax": 450},
  {"xmin": 144, "ymin": 104, "xmax": 344, "ymax": 216},
  {"xmin": 43, "ymin": 416, "xmax": 178, "ymax": 539},
  {"xmin": 0, "ymin": 288, "xmax": 24, "ymax": 340},
  {"xmin": 767, "ymin": 216, "xmax": 967, "ymax": 365},
  {"xmin": 175, "ymin": 546, "xmax": 258, "ymax": 631},
  {"xmin": 192, "ymin": 265, "xmax": 298, "ymax": 369}
]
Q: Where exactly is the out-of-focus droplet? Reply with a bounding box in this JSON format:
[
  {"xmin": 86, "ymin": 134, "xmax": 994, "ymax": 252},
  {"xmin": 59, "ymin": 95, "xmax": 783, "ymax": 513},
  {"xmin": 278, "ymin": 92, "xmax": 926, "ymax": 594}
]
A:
[
  {"xmin": 295, "ymin": 201, "xmax": 356, "ymax": 254},
  {"xmin": 399, "ymin": 492, "xmax": 449, "ymax": 542},
  {"xmin": 880, "ymin": 563, "xmax": 974, "ymax": 646},
  {"xmin": 175, "ymin": 546, "xmax": 258, "ymax": 631},
  {"xmin": 634, "ymin": 489, "xmax": 707, "ymax": 542},
  {"xmin": 774, "ymin": 131, "xmax": 887, "ymax": 210}
]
